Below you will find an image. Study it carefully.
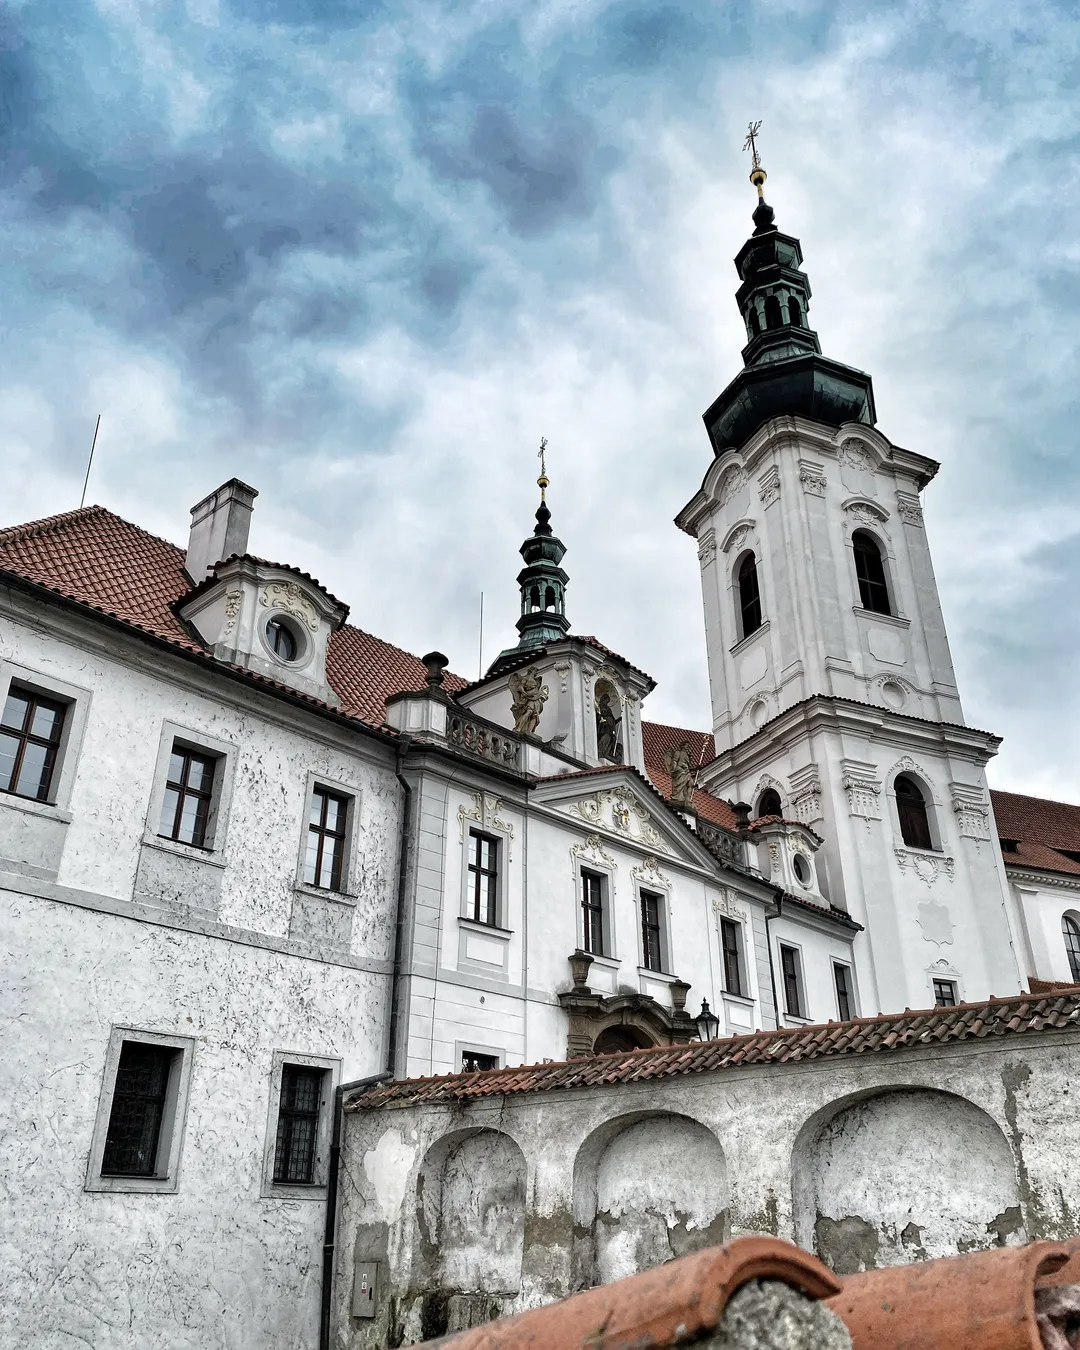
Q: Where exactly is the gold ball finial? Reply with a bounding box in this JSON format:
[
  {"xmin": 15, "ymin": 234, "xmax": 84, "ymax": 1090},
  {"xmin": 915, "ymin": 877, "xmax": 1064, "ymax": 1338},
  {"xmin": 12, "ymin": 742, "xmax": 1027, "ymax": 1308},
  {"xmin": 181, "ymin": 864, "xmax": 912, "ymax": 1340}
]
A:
[
  {"xmin": 743, "ymin": 120, "xmax": 767, "ymax": 199},
  {"xmin": 537, "ymin": 436, "xmax": 549, "ymax": 502}
]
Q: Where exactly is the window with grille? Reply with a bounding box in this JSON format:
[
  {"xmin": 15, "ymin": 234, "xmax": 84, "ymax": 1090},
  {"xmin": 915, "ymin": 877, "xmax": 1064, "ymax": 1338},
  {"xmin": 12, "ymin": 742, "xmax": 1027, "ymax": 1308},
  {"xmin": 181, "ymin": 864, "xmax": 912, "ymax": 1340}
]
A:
[
  {"xmin": 304, "ymin": 787, "xmax": 349, "ymax": 890},
  {"xmin": 933, "ymin": 978, "xmax": 958, "ymax": 1007},
  {"xmin": 461, "ymin": 1050, "xmax": 499, "ymax": 1072},
  {"xmin": 640, "ymin": 891, "xmax": 664, "ymax": 973},
  {"xmin": 721, "ymin": 918, "xmax": 744, "ymax": 997},
  {"xmin": 738, "ymin": 553, "xmax": 762, "ymax": 638},
  {"xmin": 852, "ymin": 531, "xmax": 891, "ymax": 615},
  {"xmin": 895, "ymin": 775, "xmax": 933, "ymax": 850},
  {"xmin": 1062, "ymin": 915, "xmax": 1080, "ymax": 983},
  {"xmin": 780, "ymin": 945, "xmax": 804, "ymax": 1019},
  {"xmin": 834, "ymin": 963, "xmax": 854, "ymax": 1021},
  {"xmin": 0, "ymin": 686, "xmax": 67, "ymax": 803},
  {"xmin": 581, "ymin": 870, "xmax": 606, "ymax": 957},
  {"xmin": 467, "ymin": 831, "xmax": 499, "ymax": 926},
  {"xmin": 273, "ymin": 1065, "xmax": 325, "ymax": 1185},
  {"xmin": 158, "ymin": 745, "xmax": 216, "ymax": 848},
  {"xmin": 101, "ymin": 1041, "xmax": 177, "ymax": 1177}
]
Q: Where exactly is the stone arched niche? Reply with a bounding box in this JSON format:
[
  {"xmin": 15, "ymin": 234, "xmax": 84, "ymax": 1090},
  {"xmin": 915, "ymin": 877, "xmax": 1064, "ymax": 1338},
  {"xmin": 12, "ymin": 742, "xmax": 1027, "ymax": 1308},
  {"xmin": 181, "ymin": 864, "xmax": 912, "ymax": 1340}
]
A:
[
  {"xmin": 792, "ymin": 1089, "xmax": 1024, "ymax": 1274},
  {"xmin": 415, "ymin": 1128, "xmax": 526, "ymax": 1297},
  {"xmin": 573, "ymin": 1113, "xmax": 729, "ymax": 1287}
]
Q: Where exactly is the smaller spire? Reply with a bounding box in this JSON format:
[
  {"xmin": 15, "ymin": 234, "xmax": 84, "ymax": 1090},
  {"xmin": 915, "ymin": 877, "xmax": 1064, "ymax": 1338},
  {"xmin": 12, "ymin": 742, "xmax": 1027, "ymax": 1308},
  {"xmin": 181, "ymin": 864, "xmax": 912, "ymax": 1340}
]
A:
[
  {"xmin": 537, "ymin": 435, "xmax": 549, "ymax": 503},
  {"xmin": 743, "ymin": 119, "xmax": 776, "ymax": 234}
]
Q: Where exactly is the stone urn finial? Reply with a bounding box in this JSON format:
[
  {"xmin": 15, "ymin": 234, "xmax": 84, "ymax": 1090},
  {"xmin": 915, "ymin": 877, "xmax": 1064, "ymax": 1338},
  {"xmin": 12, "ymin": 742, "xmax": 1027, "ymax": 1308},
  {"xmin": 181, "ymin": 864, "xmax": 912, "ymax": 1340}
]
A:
[
  {"xmin": 422, "ymin": 651, "xmax": 449, "ymax": 687},
  {"xmin": 670, "ymin": 979, "xmax": 692, "ymax": 1013},
  {"xmin": 569, "ymin": 949, "xmax": 594, "ymax": 993}
]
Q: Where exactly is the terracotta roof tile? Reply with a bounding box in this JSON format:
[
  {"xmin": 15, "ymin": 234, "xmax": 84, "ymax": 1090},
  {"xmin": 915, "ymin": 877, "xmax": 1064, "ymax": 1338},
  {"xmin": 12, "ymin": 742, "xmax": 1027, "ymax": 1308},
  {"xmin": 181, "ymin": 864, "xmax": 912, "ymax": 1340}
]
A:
[
  {"xmin": 350, "ymin": 990, "xmax": 1080, "ymax": 1109},
  {"xmin": 0, "ymin": 505, "xmax": 466, "ymax": 728},
  {"xmin": 993, "ymin": 788, "xmax": 1080, "ymax": 877}
]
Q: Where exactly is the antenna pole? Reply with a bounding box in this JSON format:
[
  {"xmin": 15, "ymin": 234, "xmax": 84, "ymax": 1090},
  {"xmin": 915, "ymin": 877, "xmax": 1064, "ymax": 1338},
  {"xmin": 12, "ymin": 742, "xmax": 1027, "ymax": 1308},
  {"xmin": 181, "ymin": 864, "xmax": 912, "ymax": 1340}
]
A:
[
  {"xmin": 477, "ymin": 591, "xmax": 484, "ymax": 679},
  {"xmin": 79, "ymin": 414, "xmax": 102, "ymax": 509}
]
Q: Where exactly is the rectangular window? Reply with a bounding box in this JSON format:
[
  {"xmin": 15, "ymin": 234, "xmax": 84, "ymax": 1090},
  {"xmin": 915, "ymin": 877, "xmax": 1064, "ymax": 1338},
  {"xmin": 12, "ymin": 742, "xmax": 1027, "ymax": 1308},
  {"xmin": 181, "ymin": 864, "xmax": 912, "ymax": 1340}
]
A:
[
  {"xmin": 834, "ymin": 963, "xmax": 854, "ymax": 1021},
  {"xmin": 461, "ymin": 1050, "xmax": 499, "ymax": 1072},
  {"xmin": 273, "ymin": 1064, "xmax": 326, "ymax": 1185},
  {"xmin": 101, "ymin": 1042, "xmax": 178, "ymax": 1177},
  {"xmin": 640, "ymin": 890, "xmax": 664, "ymax": 972},
  {"xmin": 467, "ymin": 830, "xmax": 500, "ymax": 926},
  {"xmin": 158, "ymin": 745, "xmax": 216, "ymax": 848},
  {"xmin": 721, "ymin": 919, "xmax": 745, "ymax": 997},
  {"xmin": 933, "ymin": 978, "xmax": 958, "ymax": 1007},
  {"xmin": 581, "ymin": 869, "xmax": 606, "ymax": 957},
  {"xmin": 780, "ymin": 944, "xmax": 804, "ymax": 1019},
  {"xmin": 0, "ymin": 686, "xmax": 67, "ymax": 802},
  {"xmin": 304, "ymin": 787, "xmax": 349, "ymax": 890}
]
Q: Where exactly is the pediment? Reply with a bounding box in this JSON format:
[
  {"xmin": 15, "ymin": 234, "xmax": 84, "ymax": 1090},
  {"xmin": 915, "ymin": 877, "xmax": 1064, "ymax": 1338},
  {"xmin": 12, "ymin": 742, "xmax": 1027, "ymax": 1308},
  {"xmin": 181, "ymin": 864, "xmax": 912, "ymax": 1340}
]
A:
[{"xmin": 536, "ymin": 776, "xmax": 711, "ymax": 866}]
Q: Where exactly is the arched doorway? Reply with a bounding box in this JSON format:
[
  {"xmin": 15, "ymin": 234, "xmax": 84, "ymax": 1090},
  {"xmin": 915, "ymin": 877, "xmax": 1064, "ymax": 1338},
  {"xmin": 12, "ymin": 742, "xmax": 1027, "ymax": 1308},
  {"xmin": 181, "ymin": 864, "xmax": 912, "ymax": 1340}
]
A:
[{"xmin": 593, "ymin": 1025, "xmax": 655, "ymax": 1054}]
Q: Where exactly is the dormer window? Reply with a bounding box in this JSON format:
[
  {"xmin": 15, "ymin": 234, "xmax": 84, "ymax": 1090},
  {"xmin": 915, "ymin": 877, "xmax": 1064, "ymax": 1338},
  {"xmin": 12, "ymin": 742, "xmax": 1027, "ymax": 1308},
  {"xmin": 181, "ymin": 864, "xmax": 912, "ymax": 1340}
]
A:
[{"xmin": 266, "ymin": 617, "xmax": 298, "ymax": 662}]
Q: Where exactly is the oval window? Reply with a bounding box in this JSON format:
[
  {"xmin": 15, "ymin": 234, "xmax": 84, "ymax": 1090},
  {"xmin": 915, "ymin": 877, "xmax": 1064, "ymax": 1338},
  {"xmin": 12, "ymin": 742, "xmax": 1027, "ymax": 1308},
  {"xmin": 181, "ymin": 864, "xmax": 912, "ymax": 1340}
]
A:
[
  {"xmin": 266, "ymin": 617, "xmax": 298, "ymax": 662},
  {"xmin": 792, "ymin": 853, "xmax": 812, "ymax": 887}
]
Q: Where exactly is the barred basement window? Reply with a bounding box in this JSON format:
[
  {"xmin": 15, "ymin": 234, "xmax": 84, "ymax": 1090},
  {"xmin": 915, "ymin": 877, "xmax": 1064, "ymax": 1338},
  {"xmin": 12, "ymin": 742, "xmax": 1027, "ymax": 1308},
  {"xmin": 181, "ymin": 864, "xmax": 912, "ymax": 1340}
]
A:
[
  {"xmin": 0, "ymin": 686, "xmax": 67, "ymax": 802},
  {"xmin": 721, "ymin": 918, "xmax": 745, "ymax": 997},
  {"xmin": 467, "ymin": 830, "xmax": 499, "ymax": 926},
  {"xmin": 158, "ymin": 745, "xmax": 216, "ymax": 848},
  {"xmin": 304, "ymin": 787, "xmax": 349, "ymax": 890},
  {"xmin": 640, "ymin": 890, "xmax": 664, "ymax": 973},
  {"xmin": 273, "ymin": 1065, "xmax": 326, "ymax": 1185},
  {"xmin": 101, "ymin": 1042, "xmax": 178, "ymax": 1177},
  {"xmin": 933, "ymin": 978, "xmax": 958, "ymax": 1007}
]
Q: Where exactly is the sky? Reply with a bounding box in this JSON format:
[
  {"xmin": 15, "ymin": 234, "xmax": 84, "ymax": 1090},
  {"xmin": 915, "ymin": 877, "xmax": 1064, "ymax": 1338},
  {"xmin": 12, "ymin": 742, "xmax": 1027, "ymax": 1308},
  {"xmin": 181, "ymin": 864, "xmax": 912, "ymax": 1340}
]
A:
[{"xmin": 2, "ymin": 0, "xmax": 1079, "ymax": 800}]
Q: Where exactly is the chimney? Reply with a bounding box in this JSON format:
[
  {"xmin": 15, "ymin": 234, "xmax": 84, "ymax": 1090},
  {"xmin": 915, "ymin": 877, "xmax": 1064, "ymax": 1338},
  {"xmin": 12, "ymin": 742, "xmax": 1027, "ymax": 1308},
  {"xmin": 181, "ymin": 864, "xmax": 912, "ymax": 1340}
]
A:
[{"xmin": 185, "ymin": 479, "xmax": 258, "ymax": 583}]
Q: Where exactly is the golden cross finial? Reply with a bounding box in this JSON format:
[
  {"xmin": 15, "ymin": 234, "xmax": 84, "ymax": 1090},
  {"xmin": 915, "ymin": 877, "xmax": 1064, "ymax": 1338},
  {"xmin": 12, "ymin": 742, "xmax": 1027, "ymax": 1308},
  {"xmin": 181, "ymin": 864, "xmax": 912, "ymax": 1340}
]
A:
[
  {"xmin": 743, "ymin": 119, "xmax": 767, "ymax": 198},
  {"xmin": 537, "ymin": 436, "xmax": 549, "ymax": 501}
]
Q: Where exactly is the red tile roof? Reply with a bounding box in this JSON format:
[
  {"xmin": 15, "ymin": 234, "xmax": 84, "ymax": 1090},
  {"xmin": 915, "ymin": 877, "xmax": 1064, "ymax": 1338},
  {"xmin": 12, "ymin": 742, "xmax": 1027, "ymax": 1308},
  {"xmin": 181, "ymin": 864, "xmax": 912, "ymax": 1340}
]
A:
[
  {"xmin": 992, "ymin": 789, "xmax": 1080, "ymax": 878},
  {"xmin": 0, "ymin": 505, "xmax": 466, "ymax": 728},
  {"xmin": 350, "ymin": 989, "xmax": 1080, "ymax": 1109},
  {"xmin": 640, "ymin": 720, "xmax": 740, "ymax": 830}
]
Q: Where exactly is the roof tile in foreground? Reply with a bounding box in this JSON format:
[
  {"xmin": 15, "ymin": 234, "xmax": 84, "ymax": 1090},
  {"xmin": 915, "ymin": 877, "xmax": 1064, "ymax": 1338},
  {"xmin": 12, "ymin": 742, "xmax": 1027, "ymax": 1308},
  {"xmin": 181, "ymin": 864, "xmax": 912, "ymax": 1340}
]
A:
[{"xmin": 350, "ymin": 990, "xmax": 1080, "ymax": 1110}]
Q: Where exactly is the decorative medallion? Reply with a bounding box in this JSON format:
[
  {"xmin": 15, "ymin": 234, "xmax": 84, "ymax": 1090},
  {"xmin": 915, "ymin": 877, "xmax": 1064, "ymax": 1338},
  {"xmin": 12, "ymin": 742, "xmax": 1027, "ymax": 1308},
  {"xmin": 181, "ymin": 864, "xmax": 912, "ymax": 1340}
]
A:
[
  {"xmin": 260, "ymin": 580, "xmax": 319, "ymax": 632},
  {"xmin": 895, "ymin": 848, "xmax": 954, "ymax": 886},
  {"xmin": 458, "ymin": 791, "xmax": 515, "ymax": 858}
]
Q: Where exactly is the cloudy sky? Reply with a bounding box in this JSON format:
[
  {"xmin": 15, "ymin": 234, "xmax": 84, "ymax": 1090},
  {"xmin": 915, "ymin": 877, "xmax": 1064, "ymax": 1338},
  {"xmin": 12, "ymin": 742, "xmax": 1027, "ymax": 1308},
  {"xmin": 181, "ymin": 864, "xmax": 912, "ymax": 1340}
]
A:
[{"xmin": 2, "ymin": 0, "xmax": 1079, "ymax": 799}]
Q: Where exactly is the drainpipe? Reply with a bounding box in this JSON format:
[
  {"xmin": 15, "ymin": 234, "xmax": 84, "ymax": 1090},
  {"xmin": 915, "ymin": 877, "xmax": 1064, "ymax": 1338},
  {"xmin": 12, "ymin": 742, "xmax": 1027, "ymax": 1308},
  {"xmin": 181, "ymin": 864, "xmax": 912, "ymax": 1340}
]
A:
[
  {"xmin": 764, "ymin": 888, "xmax": 784, "ymax": 1030},
  {"xmin": 320, "ymin": 1071, "xmax": 391, "ymax": 1350},
  {"xmin": 387, "ymin": 733, "xmax": 414, "ymax": 1079}
]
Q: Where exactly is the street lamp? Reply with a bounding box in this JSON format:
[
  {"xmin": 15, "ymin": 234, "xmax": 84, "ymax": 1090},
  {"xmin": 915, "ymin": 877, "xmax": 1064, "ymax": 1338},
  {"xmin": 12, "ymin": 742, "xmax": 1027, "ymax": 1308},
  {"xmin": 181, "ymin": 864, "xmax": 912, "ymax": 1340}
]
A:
[{"xmin": 694, "ymin": 999, "xmax": 720, "ymax": 1042}]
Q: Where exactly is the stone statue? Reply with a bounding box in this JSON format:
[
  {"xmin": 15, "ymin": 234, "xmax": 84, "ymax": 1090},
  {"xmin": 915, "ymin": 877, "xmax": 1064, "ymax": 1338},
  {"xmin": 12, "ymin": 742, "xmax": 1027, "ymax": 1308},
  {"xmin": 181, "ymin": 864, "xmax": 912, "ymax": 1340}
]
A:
[
  {"xmin": 665, "ymin": 740, "xmax": 695, "ymax": 809},
  {"xmin": 508, "ymin": 667, "xmax": 548, "ymax": 736},
  {"xmin": 595, "ymin": 691, "xmax": 622, "ymax": 762}
]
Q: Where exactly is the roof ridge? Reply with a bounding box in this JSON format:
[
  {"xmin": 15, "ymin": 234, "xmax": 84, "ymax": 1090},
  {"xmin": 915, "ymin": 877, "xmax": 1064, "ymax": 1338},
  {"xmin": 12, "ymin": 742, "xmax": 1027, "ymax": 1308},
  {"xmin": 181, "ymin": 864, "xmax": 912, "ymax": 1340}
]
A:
[
  {"xmin": 0, "ymin": 502, "xmax": 186, "ymax": 559},
  {"xmin": 991, "ymin": 787, "xmax": 1080, "ymax": 812}
]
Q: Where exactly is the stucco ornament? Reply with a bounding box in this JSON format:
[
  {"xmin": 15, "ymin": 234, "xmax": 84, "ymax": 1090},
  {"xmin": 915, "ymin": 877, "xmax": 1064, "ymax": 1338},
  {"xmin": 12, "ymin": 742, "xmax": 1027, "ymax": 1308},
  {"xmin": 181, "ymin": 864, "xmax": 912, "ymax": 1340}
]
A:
[
  {"xmin": 717, "ymin": 465, "xmax": 747, "ymax": 507},
  {"xmin": 458, "ymin": 792, "xmax": 514, "ymax": 855},
  {"xmin": 631, "ymin": 856, "xmax": 667, "ymax": 889},
  {"xmin": 571, "ymin": 835, "xmax": 616, "ymax": 873},
  {"xmin": 758, "ymin": 467, "xmax": 781, "ymax": 507},
  {"xmin": 664, "ymin": 741, "xmax": 696, "ymax": 809},
  {"xmin": 799, "ymin": 468, "xmax": 827, "ymax": 496},
  {"xmin": 917, "ymin": 899, "xmax": 955, "ymax": 946},
  {"xmin": 712, "ymin": 888, "xmax": 743, "ymax": 921},
  {"xmin": 697, "ymin": 531, "xmax": 717, "ymax": 566},
  {"xmin": 221, "ymin": 590, "xmax": 243, "ymax": 638},
  {"xmin": 260, "ymin": 580, "xmax": 319, "ymax": 632},
  {"xmin": 508, "ymin": 667, "xmax": 548, "ymax": 735},
  {"xmin": 896, "ymin": 848, "xmax": 955, "ymax": 886}
]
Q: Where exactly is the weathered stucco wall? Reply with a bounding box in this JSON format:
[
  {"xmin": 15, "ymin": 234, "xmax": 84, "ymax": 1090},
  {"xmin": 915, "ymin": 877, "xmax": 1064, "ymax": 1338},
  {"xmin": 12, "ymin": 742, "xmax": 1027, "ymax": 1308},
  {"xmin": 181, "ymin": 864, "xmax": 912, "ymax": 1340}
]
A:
[
  {"xmin": 0, "ymin": 893, "xmax": 390, "ymax": 1350},
  {"xmin": 333, "ymin": 1030, "xmax": 1080, "ymax": 1347}
]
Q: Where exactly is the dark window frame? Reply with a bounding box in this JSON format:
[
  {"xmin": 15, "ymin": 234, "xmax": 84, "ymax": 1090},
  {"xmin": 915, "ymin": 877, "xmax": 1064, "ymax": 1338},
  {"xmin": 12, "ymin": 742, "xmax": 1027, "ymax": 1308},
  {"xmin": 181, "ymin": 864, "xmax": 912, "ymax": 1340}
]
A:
[
  {"xmin": 467, "ymin": 829, "xmax": 500, "ymax": 926},
  {"xmin": 640, "ymin": 889, "xmax": 665, "ymax": 973},
  {"xmin": 933, "ymin": 977, "xmax": 958, "ymax": 1007},
  {"xmin": 100, "ymin": 1041, "xmax": 179, "ymax": 1178},
  {"xmin": 581, "ymin": 868, "xmax": 607, "ymax": 957},
  {"xmin": 1063, "ymin": 915, "xmax": 1080, "ymax": 983},
  {"xmin": 737, "ymin": 553, "xmax": 763, "ymax": 638},
  {"xmin": 158, "ymin": 744, "xmax": 218, "ymax": 849},
  {"xmin": 721, "ymin": 918, "xmax": 745, "ymax": 997},
  {"xmin": 304, "ymin": 785, "xmax": 350, "ymax": 891},
  {"xmin": 0, "ymin": 685, "xmax": 68, "ymax": 803},
  {"xmin": 833, "ymin": 963, "xmax": 854, "ymax": 1021},
  {"xmin": 273, "ymin": 1064, "xmax": 327, "ymax": 1186},
  {"xmin": 852, "ymin": 530, "xmax": 892, "ymax": 615},
  {"xmin": 780, "ymin": 944, "xmax": 804, "ymax": 1019},
  {"xmin": 460, "ymin": 1050, "xmax": 499, "ymax": 1072},
  {"xmin": 266, "ymin": 616, "xmax": 298, "ymax": 661},
  {"xmin": 895, "ymin": 774, "xmax": 934, "ymax": 850}
]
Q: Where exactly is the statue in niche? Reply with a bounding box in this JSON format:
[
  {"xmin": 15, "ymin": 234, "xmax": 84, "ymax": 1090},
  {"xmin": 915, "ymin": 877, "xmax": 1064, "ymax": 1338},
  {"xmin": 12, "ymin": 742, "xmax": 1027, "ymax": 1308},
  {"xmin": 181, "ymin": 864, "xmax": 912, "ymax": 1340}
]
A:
[
  {"xmin": 595, "ymin": 688, "xmax": 622, "ymax": 762},
  {"xmin": 508, "ymin": 667, "xmax": 548, "ymax": 736},
  {"xmin": 665, "ymin": 740, "xmax": 696, "ymax": 809}
]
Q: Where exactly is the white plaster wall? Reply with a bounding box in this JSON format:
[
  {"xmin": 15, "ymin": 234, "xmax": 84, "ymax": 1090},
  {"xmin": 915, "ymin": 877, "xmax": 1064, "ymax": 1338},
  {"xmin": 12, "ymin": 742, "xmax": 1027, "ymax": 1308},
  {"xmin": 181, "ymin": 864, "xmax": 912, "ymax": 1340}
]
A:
[
  {"xmin": 1013, "ymin": 879, "xmax": 1080, "ymax": 984},
  {"xmin": 769, "ymin": 913, "xmax": 858, "ymax": 1024},
  {"xmin": 0, "ymin": 893, "xmax": 390, "ymax": 1350}
]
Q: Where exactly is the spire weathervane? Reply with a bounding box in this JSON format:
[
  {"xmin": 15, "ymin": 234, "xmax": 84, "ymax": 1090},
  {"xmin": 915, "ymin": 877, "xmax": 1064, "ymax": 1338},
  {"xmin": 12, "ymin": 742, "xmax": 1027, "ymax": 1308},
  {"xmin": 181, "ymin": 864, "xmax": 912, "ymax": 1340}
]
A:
[
  {"xmin": 537, "ymin": 436, "xmax": 549, "ymax": 501},
  {"xmin": 743, "ymin": 119, "xmax": 767, "ymax": 199}
]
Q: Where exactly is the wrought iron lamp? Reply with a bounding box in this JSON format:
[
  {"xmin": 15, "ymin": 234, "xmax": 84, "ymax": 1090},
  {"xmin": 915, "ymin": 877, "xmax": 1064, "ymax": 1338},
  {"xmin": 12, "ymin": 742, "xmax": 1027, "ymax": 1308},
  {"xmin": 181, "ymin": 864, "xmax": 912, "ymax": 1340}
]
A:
[{"xmin": 694, "ymin": 999, "xmax": 720, "ymax": 1042}]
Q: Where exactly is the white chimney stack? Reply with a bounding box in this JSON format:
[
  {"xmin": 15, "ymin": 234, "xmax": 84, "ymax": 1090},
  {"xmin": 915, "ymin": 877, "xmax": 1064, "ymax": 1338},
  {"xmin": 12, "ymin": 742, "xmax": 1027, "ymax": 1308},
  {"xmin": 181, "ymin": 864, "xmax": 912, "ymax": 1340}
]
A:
[{"xmin": 185, "ymin": 479, "xmax": 258, "ymax": 583}]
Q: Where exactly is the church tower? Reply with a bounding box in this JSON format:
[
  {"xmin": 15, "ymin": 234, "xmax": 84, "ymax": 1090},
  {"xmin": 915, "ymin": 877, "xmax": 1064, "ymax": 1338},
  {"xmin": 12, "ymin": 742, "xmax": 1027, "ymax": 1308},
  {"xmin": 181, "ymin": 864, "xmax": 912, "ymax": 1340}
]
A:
[{"xmin": 677, "ymin": 136, "xmax": 1027, "ymax": 1014}]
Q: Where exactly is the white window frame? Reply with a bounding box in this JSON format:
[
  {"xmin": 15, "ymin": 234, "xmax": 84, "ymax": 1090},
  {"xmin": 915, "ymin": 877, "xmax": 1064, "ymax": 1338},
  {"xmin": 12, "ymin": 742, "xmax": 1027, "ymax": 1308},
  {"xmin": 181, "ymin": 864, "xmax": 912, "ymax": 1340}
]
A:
[
  {"xmin": 637, "ymin": 885, "xmax": 671, "ymax": 975},
  {"xmin": 456, "ymin": 1041, "xmax": 505, "ymax": 1073},
  {"xmin": 460, "ymin": 826, "xmax": 507, "ymax": 929},
  {"xmin": 261, "ymin": 1050, "xmax": 340, "ymax": 1200},
  {"xmin": 777, "ymin": 940, "xmax": 808, "ymax": 1021},
  {"xmin": 144, "ymin": 721, "xmax": 235, "ymax": 858},
  {"xmin": 889, "ymin": 766, "xmax": 944, "ymax": 853},
  {"xmin": 579, "ymin": 864, "xmax": 614, "ymax": 959},
  {"xmin": 85, "ymin": 1026, "xmax": 195, "ymax": 1194},
  {"xmin": 295, "ymin": 772, "xmax": 361, "ymax": 899},
  {"xmin": 926, "ymin": 959, "xmax": 964, "ymax": 1009},
  {"xmin": 0, "ymin": 660, "xmax": 92, "ymax": 815},
  {"xmin": 849, "ymin": 525, "xmax": 901, "ymax": 619}
]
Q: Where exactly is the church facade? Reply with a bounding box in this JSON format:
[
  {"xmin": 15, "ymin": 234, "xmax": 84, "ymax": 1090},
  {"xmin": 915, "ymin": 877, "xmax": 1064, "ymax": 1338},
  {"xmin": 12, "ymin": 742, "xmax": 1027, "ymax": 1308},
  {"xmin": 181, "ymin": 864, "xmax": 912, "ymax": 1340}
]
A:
[{"xmin": 2, "ymin": 177, "xmax": 1079, "ymax": 1348}]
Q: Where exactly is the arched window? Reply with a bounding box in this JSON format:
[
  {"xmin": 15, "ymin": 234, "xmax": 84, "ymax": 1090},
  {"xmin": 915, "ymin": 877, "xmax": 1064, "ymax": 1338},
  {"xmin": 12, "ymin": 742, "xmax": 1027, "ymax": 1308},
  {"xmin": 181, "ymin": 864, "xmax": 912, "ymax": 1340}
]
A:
[
  {"xmin": 852, "ymin": 531, "xmax": 891, "ymax": 615},
  {"xmin": 737, "ymin": 553, "xmax": 763, "ymax": 637},
  {"xmin": 1063, "ymin": 915, "xmax": 1080, "ymax": 983},
  {"xmin": 788, "ymin": 295, "xmax": 802, "ymax": 327},
  {"xmin": 757, "ymin": 788, "xmax": 782, "ymax": 818},
  {"xmin": 544, "ymin": 585, "xmax": 556, "ymax": 611},
  {"xmin": 895, "ymin": 775, "xmax": 933, "ymax": 850},
  {"xmin": 747, "ymin": 307, "xmax": 760, "ymax": 336},
  {"xmin": 529, "ymin": 585, "xmax": 540, "ymax": 612},
  {"xmin": 764, "ymin": 295, "xmax": 783, "ymax": 329}
]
